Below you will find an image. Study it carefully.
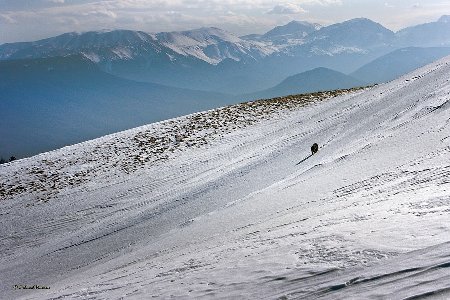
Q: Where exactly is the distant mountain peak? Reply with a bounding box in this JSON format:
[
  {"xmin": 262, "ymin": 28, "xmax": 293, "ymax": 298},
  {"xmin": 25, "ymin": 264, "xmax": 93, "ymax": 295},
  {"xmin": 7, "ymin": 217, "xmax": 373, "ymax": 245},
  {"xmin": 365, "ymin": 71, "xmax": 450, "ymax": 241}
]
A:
[
  {"xmin": 438, "ymin": 15, "xmax": 450, "ymax": 23},
  {"xmin": 183, "ymin": 26, "xmax": 231, "ymax": 35},
  {"xmin": 157, "ymin": 26, "xmax": 241, "ymax": 46},
  {"xmin": 48, "ymin": 29, "xmax": 157, "ymax": 46},
  {"xmin": 395, "ymin": 16, "xmax": 450, "ymax": 47},
  {"xmin": 346, "ymin": 17, "xmax": 372, "ymax": 22},
  {"xmin": 338, "ymin": 17, "xmax": 390, "ymax": 29},
  {"xmin": 306, "ymin": 17, "xmax": 394, "ymax": 50},
  {"xmin": 196, "ymin": 26, "xmax": 225, "ymax": 32},
  {"xmin": 318, "ymin": 18, "xmax": 394, "ymax": 36},
  {"xmin": 263, "ymin": 20, "xmax": 321, "ymax": 38},
  {"xmin": 286, "ymin": 20, "xmax": 322, "ymax": 29}
]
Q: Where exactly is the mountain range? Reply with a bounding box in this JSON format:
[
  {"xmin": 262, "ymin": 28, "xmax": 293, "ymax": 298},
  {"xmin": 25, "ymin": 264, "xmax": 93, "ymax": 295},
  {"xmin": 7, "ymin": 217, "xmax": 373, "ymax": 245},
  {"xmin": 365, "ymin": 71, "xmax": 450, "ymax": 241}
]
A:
[
  {"xmin": 2, "ymin": 16, "xmax": 450, "ymax": 92},
  {"xmin": 2, "ymin": 15, "xmax": 450, "ymax": 158}
]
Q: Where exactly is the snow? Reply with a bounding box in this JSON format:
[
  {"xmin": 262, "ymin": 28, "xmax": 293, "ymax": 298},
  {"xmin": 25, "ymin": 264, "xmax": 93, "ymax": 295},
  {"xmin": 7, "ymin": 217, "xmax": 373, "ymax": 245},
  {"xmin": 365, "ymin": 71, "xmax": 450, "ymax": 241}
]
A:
[
  {"xmin": 81, "ymin": 52, "xmax": 100, "ymax": 63},
  {"xmin": 310, "ymin": 45, "xmax": 368, "ymax": 56},
  {"xmin": 156, "ymin": 27, "xmax": 277, "ymax": 65},
  {"xmin": 111, "ymin": 47, "xmax": 133, "ymax": 60},
  {"xmin": 329, "ymin": 45, "xmax": 368, "ymax": 55},
  {"xmin": 1, "ymin": 57, "xmax": 450, "ymax": 299}
]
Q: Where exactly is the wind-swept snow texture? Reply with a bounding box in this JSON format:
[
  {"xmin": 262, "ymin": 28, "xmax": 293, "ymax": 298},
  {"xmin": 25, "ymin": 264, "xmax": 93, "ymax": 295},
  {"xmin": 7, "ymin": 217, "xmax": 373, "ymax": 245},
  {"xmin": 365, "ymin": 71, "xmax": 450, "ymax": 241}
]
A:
[{"xmin": 1, "ymin": 57, "xmax": 450, "ymax": 299}]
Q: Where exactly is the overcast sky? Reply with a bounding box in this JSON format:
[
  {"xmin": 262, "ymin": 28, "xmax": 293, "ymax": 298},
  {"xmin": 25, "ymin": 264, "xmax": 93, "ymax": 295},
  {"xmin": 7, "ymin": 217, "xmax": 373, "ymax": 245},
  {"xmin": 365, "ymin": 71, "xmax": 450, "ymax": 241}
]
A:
[{"xmin": 0, "ymin": 0, "xmax": 449, "ymax": 44}]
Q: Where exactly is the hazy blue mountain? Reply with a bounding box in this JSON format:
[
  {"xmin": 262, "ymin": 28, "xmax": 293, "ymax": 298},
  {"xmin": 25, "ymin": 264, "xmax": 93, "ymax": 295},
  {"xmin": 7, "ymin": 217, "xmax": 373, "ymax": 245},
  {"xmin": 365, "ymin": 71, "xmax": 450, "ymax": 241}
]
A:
[
  {"xmin": 242, "ymin": 21, "xmax": 321, "ymax": 46},
  {"xmin": 263, "ymin": 21, "xmax": 321, "ymax": 38},
  {"xmin": 244, "ymin": 67, "xmax": 365, "ymax": 100},
  {"xmin": 240, "ymin": 34, "xmax": 262, "ymax": 41},
  {"xmin": 351, "ymin": 47, "xmax": 450, "ymax": 84},
  {"xmin": 2, "ymin": 16, "xmax": 450, "ymax": 95},
  {"xmin": 0, "ymin": 55, "xmax": 235, "ymax": 158},
  {"xmin": 396, "ymin": 16, "xmax": 450, "ymax": 47},
  {"xmin": 240, "ymin": 18, "xmax": 397, "ymax": 89},
  {"xmin": 302, "ymin": 18, "xmax": 395, "ymax": 54}
]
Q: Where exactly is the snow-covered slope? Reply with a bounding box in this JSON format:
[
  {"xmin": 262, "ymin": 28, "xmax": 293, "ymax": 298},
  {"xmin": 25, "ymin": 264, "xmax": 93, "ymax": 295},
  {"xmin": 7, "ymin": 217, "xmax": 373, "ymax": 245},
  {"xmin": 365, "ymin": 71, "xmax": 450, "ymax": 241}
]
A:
[
  {"xmin": 156, "ymin": 27, "xmax": 275, "ymax": 64},
  {"xmin": 1, "ymin": 57, "xmax": 450, "ymax": 299},
  {"xmin": 0, "ymin": 27, "xmax": 275, "ymax": 66},
  {"xmin": 0, "ymin": 30, "xmax": 164, "ymax": 62}
]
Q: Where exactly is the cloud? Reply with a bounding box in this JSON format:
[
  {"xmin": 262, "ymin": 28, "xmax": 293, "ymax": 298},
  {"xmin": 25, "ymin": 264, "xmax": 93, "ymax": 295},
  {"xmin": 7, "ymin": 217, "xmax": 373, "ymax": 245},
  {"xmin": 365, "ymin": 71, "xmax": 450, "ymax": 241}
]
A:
[
  {"xmin": 0, "ymin": 13, "xmax": 17, "ymax": 24},
  {"xmin": 82, "ymin": 9, "xmax": 118, "ymax": 19},
  {"xmin": 48, "ymin": 0, "xmax": 65, "ymax": 3},
  {"xmin": 267, "ymin": 3, "xmax": 306, "ymax": 15},
  {"xmin": 307, "ymin": 0, "xmax": 342, "ymax": 5}
]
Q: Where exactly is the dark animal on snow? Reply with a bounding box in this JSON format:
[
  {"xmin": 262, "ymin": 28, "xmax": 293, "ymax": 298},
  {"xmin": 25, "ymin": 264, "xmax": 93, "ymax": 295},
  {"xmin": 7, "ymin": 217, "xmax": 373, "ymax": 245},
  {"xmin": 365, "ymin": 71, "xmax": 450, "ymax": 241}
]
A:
[{"xmin": 311, "ymin": 143, "xmax": 319, "ymax": 155}]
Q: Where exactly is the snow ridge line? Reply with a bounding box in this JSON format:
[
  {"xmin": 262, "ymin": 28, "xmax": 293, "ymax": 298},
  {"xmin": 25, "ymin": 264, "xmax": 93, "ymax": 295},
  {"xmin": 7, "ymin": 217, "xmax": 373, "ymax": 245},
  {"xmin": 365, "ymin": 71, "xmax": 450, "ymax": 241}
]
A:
[{"xmin": 0, "ymin": 88, "xmax": 363, "ymax": 202}]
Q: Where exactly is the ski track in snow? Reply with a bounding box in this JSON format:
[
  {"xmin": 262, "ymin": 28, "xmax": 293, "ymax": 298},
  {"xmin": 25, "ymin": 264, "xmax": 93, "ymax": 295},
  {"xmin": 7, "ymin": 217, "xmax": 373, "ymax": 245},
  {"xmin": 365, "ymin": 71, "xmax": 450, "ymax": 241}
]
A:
[{"xmin": 1, "ymin": 57, "xmax": 450, "ymax": 299}]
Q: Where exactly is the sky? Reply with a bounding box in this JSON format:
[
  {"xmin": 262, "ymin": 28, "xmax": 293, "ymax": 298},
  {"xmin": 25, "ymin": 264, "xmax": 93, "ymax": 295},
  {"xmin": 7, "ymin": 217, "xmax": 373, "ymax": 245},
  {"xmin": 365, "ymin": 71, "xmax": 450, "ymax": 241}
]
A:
[{"xmin": 0, "ymin": 0, "xmax": 449, "ymax": 44}]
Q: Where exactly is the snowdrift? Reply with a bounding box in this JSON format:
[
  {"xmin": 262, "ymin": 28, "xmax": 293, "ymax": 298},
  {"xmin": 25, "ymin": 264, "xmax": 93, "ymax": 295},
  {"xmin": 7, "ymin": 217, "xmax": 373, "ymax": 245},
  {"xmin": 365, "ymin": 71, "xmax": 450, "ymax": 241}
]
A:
[{"xmin": 1, "ymin": 56, "xmax": 450, "ymax": 299}]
